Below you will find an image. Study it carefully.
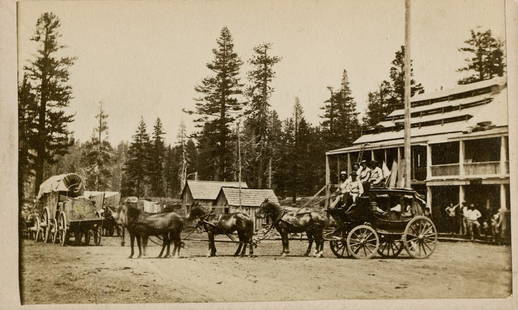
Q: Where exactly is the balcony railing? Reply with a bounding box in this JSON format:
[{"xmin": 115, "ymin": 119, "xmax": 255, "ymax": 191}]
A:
[
  {"xmin": 431, "ymin": 163, "xmax": 460, "ymax": 177},
  {"xmin": 464, "ymin": 161, "xmax": 500, "ymax": 175}
]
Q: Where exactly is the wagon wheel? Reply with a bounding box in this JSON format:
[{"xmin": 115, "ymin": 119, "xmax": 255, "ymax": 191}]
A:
[
  {"xmin": 346, "ymin": 225, "xmax": 379, "ymax": 259},
  {"xmin": 402, "ymin": 216, "xmax": 438, "ymax": 259},
  {"xmin": 58, "ymin": 212, "xmax": 68, "ymax": 246},
  {"xmin": 34, "ymin": 217, "xmax": 42, "ymax": 242},
  {"xmin": 378, "ymin": 234, "xmax": 404, "ymax": 258},
  {"xmin": 329, "ymin": 230, "xmax": 350, "ymax": 258},
  {"xmin": 50, "ymin": 218, "xmax": 58, "ymax": 243},
  {"xmin": 42, "ymin": 207, "xmax": 51, "ymax": 243}
]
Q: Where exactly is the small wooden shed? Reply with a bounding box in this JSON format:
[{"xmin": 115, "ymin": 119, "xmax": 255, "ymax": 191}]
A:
[
  {"xmin": 215, "ymin": 187, "xmax": 279, "ymax": 230},
  {"xmin": 181, "ymin": 180, "xmax": 248, "ymax": 209}
]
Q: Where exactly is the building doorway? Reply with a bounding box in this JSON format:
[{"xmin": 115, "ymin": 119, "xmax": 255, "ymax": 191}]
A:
[{"xmin": 430, "ymin": 186, "xmax": 459, "ymax": 233}]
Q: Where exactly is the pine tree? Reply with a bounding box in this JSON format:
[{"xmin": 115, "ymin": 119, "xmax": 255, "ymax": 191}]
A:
[
  {"xmin": 24, "ymin": 12, "xmax": 76, "ymax": 194},
  {"xmin": 148, "ymin": 118, "xmax": 166, "ymax": 197},
  {"xmin": 363, "ymin": 46, "xmax": 424, "ymax": 128},
  {"xmin": 80, "ymin": 104, "xmax": 113, "ymax": 190},
  {"xmin": 124, "ymin": 118, "xmax": 151, "ymax": 197},
  {"xmin": 457, "ymin": 29, "xmax": 505, "ymax": 85},
  {"xmin": 187, "ymin": 26, "xmax": 244, "ymax": 181},
  {"xmin": 18, "ymin": 75, "xmax": 38, "ymax": 204},
  {"xmin": 244, "ymin": 43, "xmax": 281, "ymax": 188},
  {"xmin": 321, "ymin": 69, "xmax": 361, "ymax": 150}
]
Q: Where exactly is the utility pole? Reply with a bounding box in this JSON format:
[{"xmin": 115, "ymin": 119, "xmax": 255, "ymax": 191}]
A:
[
  {"xmin": 237, "ymin": 121, "xmax": 242, "ymax": 208},
  {"xmin": 403, "ymin": 0, "xmax": 412, "ymax": 188}
]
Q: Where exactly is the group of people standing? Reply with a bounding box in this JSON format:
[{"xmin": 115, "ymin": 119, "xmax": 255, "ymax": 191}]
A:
[
  {"xmin": 444, "ymin": 201, "xmax": 510, "ymax": 243},
  {"xmin": 331, "ymin": 160, "xmax": 384, "ymax": 209}
]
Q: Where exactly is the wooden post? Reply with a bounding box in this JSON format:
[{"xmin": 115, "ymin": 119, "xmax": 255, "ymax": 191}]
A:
[
  {"xmin": 459, "ymin": 140, "xmax": 465, "ymax": 176},
  {"xmin": 325, "ymin": 154, "xmax": 331, "ymax": 208},
  {"xmin": 459, "ymin": 185, "xmax": 465, "ymax": 204},
  {"xmin": 384, "ymin": 149, "xmax": 388, "ymax": 166},
  {"xmin": 500, "ymin": 136, "xmax": 507, "ymax": 175},
  {"xmin": 426, "ymin": 186, "xmax": 432, "ymax": 213},
  {"xmin": 371, "ymin": 150, "xmax": 375, "ymax": 162},
  {"xmin": 426, "ymin": 144, "xmax": 432, "ymax": 179},
  {"xmin": 403, "ymin": 0, "xmax": 412, "ymax": 188},
  {"xmin": 347, "ymin": 153, "xmax": 352, "ymax": 174},
  {"xmin": 500, "ymin": 184, "xmax": 507, "ymax": 210}
]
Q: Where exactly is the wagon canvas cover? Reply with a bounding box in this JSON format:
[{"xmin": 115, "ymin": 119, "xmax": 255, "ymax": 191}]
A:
[{"xmin": 37, "ymin": 173, "xmax": 85, "ymax": 199}]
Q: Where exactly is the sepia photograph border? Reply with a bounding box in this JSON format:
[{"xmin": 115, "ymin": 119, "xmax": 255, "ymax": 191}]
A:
[{"xmin": 1, "ymin": 0, "xmax": 517, "ymax": 309}]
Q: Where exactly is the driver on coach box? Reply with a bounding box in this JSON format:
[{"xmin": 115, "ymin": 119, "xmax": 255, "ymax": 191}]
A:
[{"xmin": 330, "ymin": 171, "xmax": 351, "ymax": 209}]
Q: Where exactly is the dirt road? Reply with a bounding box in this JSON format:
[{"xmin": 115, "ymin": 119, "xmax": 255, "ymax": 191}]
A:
[{"xmin": 20, "ymin": 236, "xmax": 512, "ymax": 304}]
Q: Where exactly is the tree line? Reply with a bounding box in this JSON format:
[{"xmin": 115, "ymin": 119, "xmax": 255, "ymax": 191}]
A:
[{"xmin": 18, "ymin": 13, "xmax": 506, "ymax": 204}]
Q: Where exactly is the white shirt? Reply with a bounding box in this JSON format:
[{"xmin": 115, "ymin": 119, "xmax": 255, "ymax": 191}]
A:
[
  {"xmin": 338, "ymin": 178, "xmax": 351, "ymax": 194},
  {"xmin": 369, "ymin": 167, "xmax": 383, "ymax": 184},
  {"xmin": 348, "ymin": 179, "xmax": 364, "ymax": 195},
  {"xmin": 359, "ymin": 166, "xmax": 371, "ymax": 182},
  {"xmin": 465, "ymin": 209, "xmax": 481, "ymax": 221}
]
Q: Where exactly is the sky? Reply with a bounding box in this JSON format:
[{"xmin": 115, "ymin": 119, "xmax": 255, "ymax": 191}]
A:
[{"xmin": 17, "ymin": 0, "xmax": 506, "ymax": 145}]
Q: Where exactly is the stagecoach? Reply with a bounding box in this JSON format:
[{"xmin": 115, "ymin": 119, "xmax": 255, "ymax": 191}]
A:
[
  {"xmin": 325, "ymin": 187, "xmax": 438, "ymax": 259},
  {"xmin": 32, "ymin": 173, "xmax": 104, "ymax": 246}
]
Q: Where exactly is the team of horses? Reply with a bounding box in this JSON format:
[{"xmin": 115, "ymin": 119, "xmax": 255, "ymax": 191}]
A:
[{"xmin": 109, "ymin": 197, "xmax": 333, "ymax": 259}]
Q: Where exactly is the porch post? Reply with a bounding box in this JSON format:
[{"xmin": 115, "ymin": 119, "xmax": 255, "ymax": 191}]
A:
[
  {"xmin": 325, "ymin": 154, "xmax": 331, "ymax": 209},
  {"xmin": 426, "ymin": 144, "xmax": 432, "ymax": 180},
  {"xmin": 426, "ymin": 186, "xmax": 432, "ymax": 212},
  {"xmin": 384, "ymin": 149, "xmax": 388, "ymax": 166},
  {"xmin": 337, "ymin": 156, "xmax": 341, "ymax": 179},
  {"xmin": 347, "ymin": 153, "xmax": 352, "ymax": 174},
  {"xmin": 500, "ymin": 136, "xmax": 508, "ymax": 175},
  {"xmin": 397, "ymin": 147, "xmax": 401, "ymax": 164},
  {"xmin": 459, "ymin": 185, "xmax": 465, "ymax": 204},
  {"xmin": 500, "ymin": 184, "xmax": 507, "ymax": 210},
  {"xmin": 459, "ymin": 140, "xmax": 465, "ymax": 176},
  {"xmin": 371, "ymin": 150, "xmax": 375, "ymax": 162}
]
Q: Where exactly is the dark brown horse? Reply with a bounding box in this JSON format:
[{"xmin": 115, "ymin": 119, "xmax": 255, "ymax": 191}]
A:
[
  {"xmin": 257, "ymin": 199, "xmax": 328, "ymax": 257},
  {"xmin": 113, "ymin": 197, "xmax": 185, "ymax": 258},
  {"xmin": 189, "ymin": 204, "xmax": 254, "ymax": 257}
]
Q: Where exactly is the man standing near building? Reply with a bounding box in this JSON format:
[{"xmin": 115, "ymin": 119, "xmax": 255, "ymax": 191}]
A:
[
  {"xmin": 368, "ymin": 160, "xmax": 384, "ymax": 187},
  {"xmin": 465, "ymin": 203, "xmax": 482, "ymax": 240},
  {"xmin": 445, "ymin": 202, "xmax": 459, "ymax": 235}
]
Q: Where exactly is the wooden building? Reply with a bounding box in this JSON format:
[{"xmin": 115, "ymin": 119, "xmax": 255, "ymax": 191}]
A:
[
  {"xmin": 181, "ymin": 180, "xmax": 248, "ymax": 209},
  {"xmin": 215, "ymin": 187, "xmax": 279, "ymax": 230},
  {"xmin": 325, "ymin": 77, "xmax": 510, "ymax": 232}
]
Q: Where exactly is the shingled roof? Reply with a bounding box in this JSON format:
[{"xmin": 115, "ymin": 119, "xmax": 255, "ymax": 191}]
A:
[
  {"xmin": 184, "ymin": 180, "xmax": 248, "ymax": 200},
  {"xmin": 218, "ymin": 187, "xmax": 279, "ymax": 207}
]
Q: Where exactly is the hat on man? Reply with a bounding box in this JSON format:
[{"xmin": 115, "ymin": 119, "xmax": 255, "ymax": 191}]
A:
[
  {"xmin": 340, "ymin": 171, "xmax": 347, "ymax": 176},
  {"xmin": 360, "ymin": 160, "xmax": 367, "ymax": 164}
]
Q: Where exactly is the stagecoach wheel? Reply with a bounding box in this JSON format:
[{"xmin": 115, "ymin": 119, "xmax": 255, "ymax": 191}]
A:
[
  {"xmin": 377, "ymin": 234, "xmax": 404, "ymax": 258},
  {"xmin": 402, "ymin": 216, "xmax": 438, "ymax": 259},
  {"xmin": 58, "ymin": 212, "xmax": 68, "ymax": 246},
  {"xmin": 346, "ymin": 225, "xmax": 379, "ymax": 259},
  {"xmin": 329, "ymin": 231, "xmax": 350, "ymax": 258}
]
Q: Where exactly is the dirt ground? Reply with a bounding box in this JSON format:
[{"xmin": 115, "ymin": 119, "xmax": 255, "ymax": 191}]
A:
[{"xmin": 20, "ymin": 235, "xmax": 512, "ymax": 304}]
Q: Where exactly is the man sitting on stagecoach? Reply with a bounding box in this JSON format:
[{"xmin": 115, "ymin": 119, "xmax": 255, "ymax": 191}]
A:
[
  {"xmin": 330, "ymin": 171, "xmax": 351, "ymax": 209},
  {"xmin": 348, "ymin": 171, "xmax": 364, "ymax": 203},
  {"xmin": 368, "ymin": 160, "xmax": 384, "ymax": 188}
]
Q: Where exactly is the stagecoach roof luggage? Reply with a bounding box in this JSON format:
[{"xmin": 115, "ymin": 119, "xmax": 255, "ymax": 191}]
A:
[{"xmin": 37, "ymin": 173, "xmax": 85, "ymax": 199}]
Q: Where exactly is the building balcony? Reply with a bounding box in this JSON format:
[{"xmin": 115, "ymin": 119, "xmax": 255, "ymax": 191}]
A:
[
  {"xmin": 430, "ymin": 160, "xmax": 507, "ymax": 178},
  {"xmin": 464, "ymin": 161, "xmax": 500, "ymax": 175},
  {"xmin": 431, "ymin": 163, "xmax": 460, "ymax": 177}
]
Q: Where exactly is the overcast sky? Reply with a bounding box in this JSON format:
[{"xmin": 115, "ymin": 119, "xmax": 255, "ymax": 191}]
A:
[{"xmin": 17, "ymin": 0, "xmax": 506, "ymax": 145}]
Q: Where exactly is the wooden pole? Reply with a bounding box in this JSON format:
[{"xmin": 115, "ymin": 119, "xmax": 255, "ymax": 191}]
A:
[
  {"xmin": 404, "ymin": 0, "xmax": 412, "ymax": 188},
  {"xmin": 237, "ymin": 121, "xmax": 242, "ymax": 208}
]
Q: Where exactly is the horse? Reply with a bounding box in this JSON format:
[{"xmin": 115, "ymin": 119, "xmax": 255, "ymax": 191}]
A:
[
  {"xmin": 189, "ymin": 204, "xmax": 254, "ymax": 257},
  {"xmin": 257, "ymin": 199, "xmax": 328, "ymax": 257},
  {"xmin": 112, "ymin": 197, "xmax": 185, "ymax": 259}
]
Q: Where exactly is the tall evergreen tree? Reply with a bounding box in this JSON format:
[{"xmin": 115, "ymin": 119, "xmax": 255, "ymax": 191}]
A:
[
  {"xmin": 24, "ymin": 12, "xmax": 76, "ymax": 194},
  {"xmin": 148, "ymin": 118, "xmax": 166, "ymax": 197},
  {"xmin": 244, "ymin": 43, "xmax": 281, "ymax": 188},
  {"xmin": 363, "ymin": 46, "xmax": 424, "ymax": 128},
  {"xmin": 320, "ymin": 69, "xmax": 361, "ymax": 150},
  {"xmin": 124, "ymin": 118, "xmax": 151, "ymax": 197},
  {"xmin": 187, "ymin": 26, "xmax": 244, "ymax": 181},
  {"xmin": 457, "ymin": 29, "xmax": 505, "ymax": 84},
  {"xmin": 18, "ymin": 75, "xmax": 38, "ymax": 203},
  {"xmin": 80, "ymin": 105, "xmax": 113, "ymax": 190}
]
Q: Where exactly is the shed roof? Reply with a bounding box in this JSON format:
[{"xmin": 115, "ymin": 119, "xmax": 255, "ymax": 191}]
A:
[
  {"xmin": 218, "ymin": 187, "xmax": 279, "ymax": 207},
  {"xmin": 185, "ymin": 180, "xmax": 248, "ymax": 200}
]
